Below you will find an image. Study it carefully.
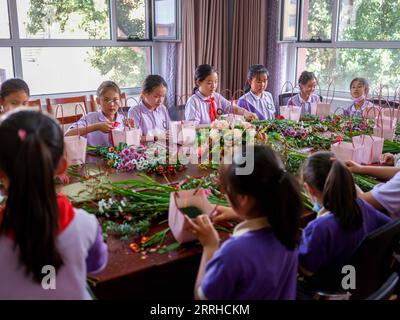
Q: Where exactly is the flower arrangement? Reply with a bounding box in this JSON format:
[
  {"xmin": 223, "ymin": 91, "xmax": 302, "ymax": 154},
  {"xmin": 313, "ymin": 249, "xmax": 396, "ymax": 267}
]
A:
[{"xmin": 88, "ymin": 143, "xmax": 186, "ymax": 176}]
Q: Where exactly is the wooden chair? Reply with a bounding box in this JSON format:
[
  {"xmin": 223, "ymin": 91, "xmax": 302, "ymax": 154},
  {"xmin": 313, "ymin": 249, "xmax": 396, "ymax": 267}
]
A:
[
  {"xmin": 27, "ymin": 99, "xmax": 42, "ymax": 111},
  {"xmin": 46, "ymin": 96, "xmax": 90, "ymax": 126}
]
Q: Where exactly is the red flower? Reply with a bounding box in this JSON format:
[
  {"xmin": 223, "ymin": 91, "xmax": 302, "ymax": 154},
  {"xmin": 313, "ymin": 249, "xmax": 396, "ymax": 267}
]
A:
[
  {"xmin": 335, "ymin": 135, "xmax": 343, "ymax": 143},
  {"xmin": 113, "ymin": 121, "xmax": 120, "ymax": 128},
  {"xmin": 277, "ymin": 115, "xmax": 285, "ymax": 120}
]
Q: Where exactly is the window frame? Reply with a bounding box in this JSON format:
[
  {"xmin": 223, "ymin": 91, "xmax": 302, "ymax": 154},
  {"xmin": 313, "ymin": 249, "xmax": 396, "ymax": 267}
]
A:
[
  {"xmin": 0, "ymin": 0, "xmax": 165, "ymax": 98},
  {"xmin": 151, "ymin": 0, "xmax": 181, "ymax": 42},
  {"xmin": 281, "ymin": 0, "xmax": 400, "ymax": 97}
]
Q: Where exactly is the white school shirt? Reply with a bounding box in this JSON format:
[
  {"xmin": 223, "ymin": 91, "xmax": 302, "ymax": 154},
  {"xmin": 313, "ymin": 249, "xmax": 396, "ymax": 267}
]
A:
[
  {"xmin": 0, "ymin": 209, "xmax": 105, "ymax": 300},
  {"xmin": 288, "ymin": 93, "xmax": 320, "ymax": 116},
  {"xmin": 185, "ymin": 90, "xmax": 233, "ymax": 125},
  {"xmin": 371, "ymin": 172, "xmax": 400, "ymax": 218},
  {"xmin": 66, "ymin": 111, "xmax": 125, "ymax": 147},
  {"xmin": 128, "ymin": 101, "xmax": 170, "ymax": 136}
]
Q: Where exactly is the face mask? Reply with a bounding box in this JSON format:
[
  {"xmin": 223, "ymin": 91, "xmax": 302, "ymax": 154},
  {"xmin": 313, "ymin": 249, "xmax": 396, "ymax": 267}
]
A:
[
  {"xmin": 313, "ymin": 201, "xmax": 322, "ymax": 213},
  {"xmin": 352, "ymin": 95, "xmax": 366, "ymax": 104}
]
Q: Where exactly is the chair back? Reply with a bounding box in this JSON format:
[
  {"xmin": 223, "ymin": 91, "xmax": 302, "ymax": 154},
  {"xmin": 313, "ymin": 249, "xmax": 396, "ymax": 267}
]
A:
[
  {"xmin": 27, "ymin": 99, "xmax": 42, "ymax": 111},
  {"xmin": 46, "ymin": 96, "xmax": 89, "ymax": 125},
  {"xmin": 366, "ymin": 272, "xmax": 399, "ymax": 300},
  {"xmin": 349, "ymin": 219, "xmax": 400, "ymax": 299},
  {"xmin": 168, "ymin": 104, "xmax": 186, "ymax": 121},
  {"xmin": 279, "ymin": 92, "xmax": 293, "ymax": 106}
]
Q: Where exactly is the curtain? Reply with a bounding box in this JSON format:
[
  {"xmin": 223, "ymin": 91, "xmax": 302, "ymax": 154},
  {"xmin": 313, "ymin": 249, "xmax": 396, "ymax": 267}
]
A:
[
  {"xmin": 265, "ymin": 0, "xmax": 283, "ymax": 107},
  {"xmin": 176, "ymin": 0, "xmax": 229, "ymax": 101},
  {"xmin": 229, "ymin": 0, "xmax": 267, "ymax": 98}
]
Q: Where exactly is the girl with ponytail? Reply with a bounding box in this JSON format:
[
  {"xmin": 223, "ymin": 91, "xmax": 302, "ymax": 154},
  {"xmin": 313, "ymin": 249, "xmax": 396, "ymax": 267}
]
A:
[
  {"xmin": 186, "ymin": 145, "xmax": 302, "ymax": 300},
  {"xmin": 0, "ymin": 110, "xmax": 108, "ymax": 299},
  {"xmin": 299, "ymin": 152, "xmax": 390, "ymax": 289}
]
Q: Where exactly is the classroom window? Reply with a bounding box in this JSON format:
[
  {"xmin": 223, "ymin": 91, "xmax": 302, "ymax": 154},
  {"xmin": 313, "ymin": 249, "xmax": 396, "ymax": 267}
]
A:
[
  {"xmin": 21, "ymin": 47, "xmax": 151, "ymax": 95},
  {"xmin": 338, "ymin": 0, "xmax": 400, "ymax": 41},
  {"xmin": 297, "ymin": 47, "xmax": 400, "ymax": 93},
  {"xmin": 116, "ymin": 0, "xmax": 150, "ymax": 40},
  {"xmin": 153, "ymin": 0, "xmax": 179, "ymax": 40},
  {"xmin": 0, "ymin": 48, "xmax": 14, "ymax": 81},
  {"xmin": 280, "ymin": 0, "xmax": 299, "ymax": 41},
  {"xmin": 17, "ymin": 0, "xmax": 111, "ymax": 39},
  {"xmin": 0, "ymin": 0, "xmax": 10, "ymax": 39},
  {"xmin": 300, "ymin": 0, "xmax": 333, "ymax": 41},
  {"xmin": 285, "ymin": 0, "xmax": 400, "ymax": 94}
]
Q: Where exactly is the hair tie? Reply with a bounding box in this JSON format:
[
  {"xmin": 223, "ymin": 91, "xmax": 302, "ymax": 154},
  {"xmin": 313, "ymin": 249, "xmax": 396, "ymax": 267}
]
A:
[{"xmin": 18, "ymin": 129, "xmax": 27, "ymax": 141}]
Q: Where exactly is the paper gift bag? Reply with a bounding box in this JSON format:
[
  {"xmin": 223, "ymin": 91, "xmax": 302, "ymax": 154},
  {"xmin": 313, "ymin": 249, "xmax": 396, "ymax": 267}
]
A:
[
  {"xmin": 374, "ymin": 110, "xmax": 397, "ymax": 140},
  {"xmin": 352, "ymin": 135, "xmax": 384, "ymax": 164},
  {"xmin": 56, "ymin": 103, "xmax": 88, "ymax": 165},
  {"xmin": 280, "ymin": 105, "xmax": 301, "ymax": 122},
  {"xmin": 331, "ymin": 141, "xmax": 365, "ymax": 164},
  {"xmin": 363, "ymin": 106, "xmax": 380, "ymax": 119},
  {"xmin": 64, "ymin": 135, "xmax": 87, "ymax": 165},
  {"xmin": 112, "ymin": 128, "xmax": 141, "ymax": 147},
  {"xmin": 373, "ymin": 126, "xmax": 395, "ymax": 140},
  {"xmin": 311, "ymin": 103, "xmax": 331, "ymax": 117},
  {"xmin": 168, "ymin": 189, "xmax": 216, "ymax": 244},
  {"xmin": 171, "ymin": 121, "xmax": 196, "ymax": 145}
]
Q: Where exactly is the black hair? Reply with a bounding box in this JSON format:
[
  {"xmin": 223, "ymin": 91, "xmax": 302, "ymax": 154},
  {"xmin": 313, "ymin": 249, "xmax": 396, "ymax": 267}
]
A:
[
  {"xmin": 0, "ymin": 78, "xmax": 30, "ymax": 99},
  {"xmin": 0, "ymin": 110, "xmax": 65, "ymax": 283},
  {"xmin": 350, "ymin": 77, "xmax": 370, "ymax": 96},
  {"xmin": 96, "ymin": 80, "xmax": 121, "ymax": 97},
  {"xmin": 298, "ymin": 71, "xmax": 317, "ymax": 86},
  {"xmin": 302, "ymin": 151, "xmax": 363, "ymax": 231},
  {"xmin": 244, "ymin": 64, "xmax": 269, "ymax": 93},
  {"xmin": 193, "ymin": 64, "xmax": 218, "ymax": 94},
  {"xmin": 220, "ymin": 145, "xmax": 302, "ymax": 250},
  {"xmin": 142, "ymin": 75, "xmax": 168, "ymax": 94}
]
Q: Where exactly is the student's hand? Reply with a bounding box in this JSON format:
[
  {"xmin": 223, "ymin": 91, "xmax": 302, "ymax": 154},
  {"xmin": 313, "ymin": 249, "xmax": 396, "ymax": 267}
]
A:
[
  {"xmin": 185, "ymin": 214, "xmax": 220, "ymax": 250},
  {"xmin": 96, "ymin": 122, "xmax": 114, "ymax": 133},
  {"xmin": 345, "ymin": 160, "xmax": 364, "ymax": 174},
  {"xmin": 211, "ymin": 206, "xmax": 241, "ymax": 223},
  {"xmin": 381, "ymin": 153, "xmax": 395, "ymax": 166},
  {"xmin": 243, "ymin": 110, "xmax": 258, "ymax": 121}
]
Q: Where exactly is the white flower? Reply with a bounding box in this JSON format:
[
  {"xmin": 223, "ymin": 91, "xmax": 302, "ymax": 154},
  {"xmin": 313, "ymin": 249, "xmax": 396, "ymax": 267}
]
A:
[
  {"xmin": 98, "ymin": 199, "xmax": 107, "ymax": 214},
  {"xmin": 209, "ymin": 129, "xmax": 221, "ymax": 141},
  {"xmin": 118, "ymin": 206, "xmax": 123, "ymax": 213},
  {"xmin": 233, "ymin": 128, "xmax": 243, "ymax": 139}
]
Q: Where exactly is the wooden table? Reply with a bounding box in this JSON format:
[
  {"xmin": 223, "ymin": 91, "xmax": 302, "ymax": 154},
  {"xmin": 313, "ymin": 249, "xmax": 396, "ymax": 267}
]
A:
[
  {"xmin": 62, "ymin": 154, "xmax": 315, "ymax": 300},
  {"xmin": 62, "ymin": 155, "xmax": 221, "ymax": 300}
]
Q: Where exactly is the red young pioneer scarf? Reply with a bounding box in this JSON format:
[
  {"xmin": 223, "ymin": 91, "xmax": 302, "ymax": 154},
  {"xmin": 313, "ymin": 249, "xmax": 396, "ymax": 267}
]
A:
[
  {"xmin": 206, "ymin": 97, "xmax": 218, "ymax": 122},
  {"xmin": 0, "ymin": 193, "xmax": 76, "ymax": 240}
]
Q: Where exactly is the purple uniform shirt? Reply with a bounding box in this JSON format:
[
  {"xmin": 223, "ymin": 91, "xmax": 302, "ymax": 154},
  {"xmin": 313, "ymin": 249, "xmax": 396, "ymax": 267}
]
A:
[
  {"xmin": 287, "ymin": 93, "xmax": 320, "ymax": 116},
  {"xmin": 299, "ymin": 198, "xmax": 391, "ymax": 274},
  {"xmin": 127, "ymin": 101, "xmax": 170, "ymax": 136},
  {"xmin": 185, "ymin": 91, "xmax": 233, "ymax": 125},
  {"xmin": 66, "ymin": 111, "xmax": 125, "ymax": 147},
  {"xmin": 237, "ymin": 91, "xmax": 276, "ymax": 120},
  {"xmin": 371, "ymin": 172, "xmax": 400, "ymax": 218},
  {"xmin": 200, "ymin": 218, "xmax": 298, "ymax": 300}
]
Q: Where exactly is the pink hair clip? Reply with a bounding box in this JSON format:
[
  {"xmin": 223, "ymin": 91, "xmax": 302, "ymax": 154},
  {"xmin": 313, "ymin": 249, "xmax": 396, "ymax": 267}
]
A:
[
  {"xmin": 18, "ymin": 129, "xmax": 27, "ymax": 141},
  {"xmin": 330, "ymin": 157, "xmax": 337, "ymax": 162}
]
